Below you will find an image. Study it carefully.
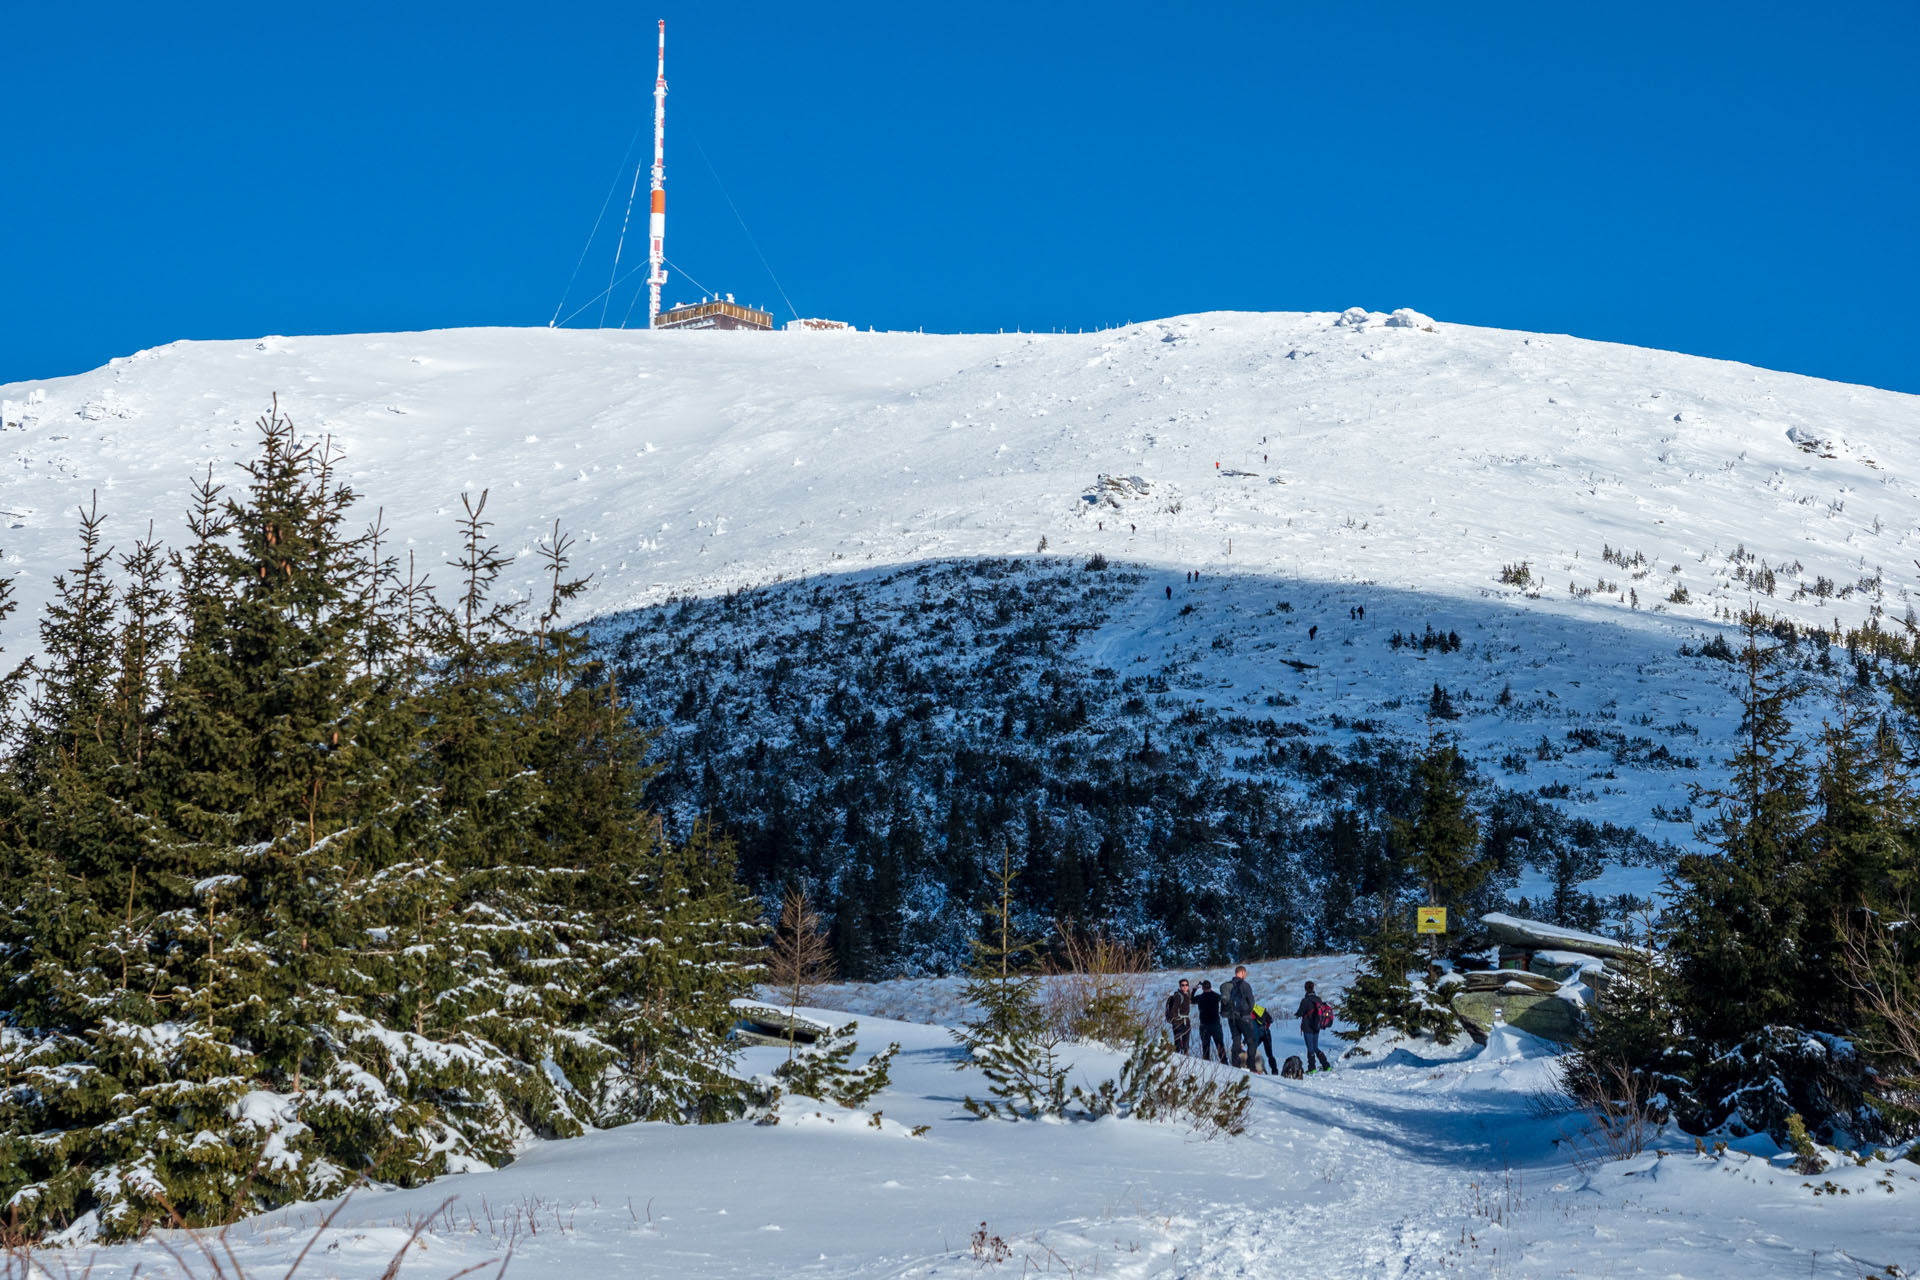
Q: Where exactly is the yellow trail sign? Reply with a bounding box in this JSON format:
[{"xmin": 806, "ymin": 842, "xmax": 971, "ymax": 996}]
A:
[{"xmin": 1416, "ymin": 906, "xmax": 1448, "ymax": 935}]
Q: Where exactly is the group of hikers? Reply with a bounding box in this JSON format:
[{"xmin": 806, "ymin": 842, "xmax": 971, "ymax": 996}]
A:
[{"xmin": 1162, "ymin": 965, "xmax": 1335, "ymax": 1078}]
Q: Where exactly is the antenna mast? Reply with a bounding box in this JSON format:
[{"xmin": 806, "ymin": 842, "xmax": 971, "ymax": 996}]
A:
[{"xmin": 647, "ymin": 20, "xmax": 668, "ymax": 329}]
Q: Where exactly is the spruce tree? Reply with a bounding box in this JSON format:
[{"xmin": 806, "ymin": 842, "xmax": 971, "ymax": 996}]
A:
[
  {"xmin": 515, "ymin": 527, "xmax": 762, "ymax": 1125},
  {"xmin": 589, "ymin": 817, "xmax": 765, "ymax": 1124},
  {"xmin": 394, "ymin": 497, "xmax": 592, "ymax": 1145},
  {"xmin": 1561, "ymin": 917, "xmax": 1686, "ymax": 1120},
  {"xmin": 954, "ymin": 847, "xmax": 1071, "ymax": 1118},
  {"xmin": 1339, "ymin": 908, "xmax": 1460, "ymax": 1044},
  {"xmin": 954, "ymin": 845, "xmax": 1043, "ymax": 1055},
  {"xmin": 1667, "ymin": 610, "xmax": 1812, "ymax": 1047},
  {"xmin": 0, "ymin": 406, "xmax": 773, "ymax": 1242},
  {"xmin": 1802, "ymin": 685, "xmax": 1917, "ymax": 1029},
  {"xmin": 1398, "ymin": 734, "xmax": 1487, "ymax": 939},
  {"xmin": 21, "ymin": 495, "xmax": 119, "ymax": 791},
  {"xmin": 1340, "ymin": 734, "xmax": 1480, "ymax": 1044}
]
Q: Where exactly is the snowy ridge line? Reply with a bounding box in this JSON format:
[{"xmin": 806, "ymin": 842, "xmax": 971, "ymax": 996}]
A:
[{"xmin": 1, "ymin": 309, "xmax": 1916, "ymax": 659}]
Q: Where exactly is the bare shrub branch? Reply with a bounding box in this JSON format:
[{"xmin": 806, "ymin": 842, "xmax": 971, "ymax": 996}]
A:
[{"xmin": 1041, "ymin": 920, "xmax": 1153, "ymax": 1049}]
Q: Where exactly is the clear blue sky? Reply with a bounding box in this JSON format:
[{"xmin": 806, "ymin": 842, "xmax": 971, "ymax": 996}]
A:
[{"xmin": 5, "ymin": 2, "xmax": 1916, "ymax": 392}]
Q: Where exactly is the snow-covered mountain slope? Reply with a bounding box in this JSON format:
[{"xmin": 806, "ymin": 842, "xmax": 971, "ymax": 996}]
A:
[
  {"xmin": 3, "ymin": 309, "xmax": 1914, "ymax": 637},
  {"xmin": 3, "ymin": 309, "xmax": 1916, "ymax": 934}
]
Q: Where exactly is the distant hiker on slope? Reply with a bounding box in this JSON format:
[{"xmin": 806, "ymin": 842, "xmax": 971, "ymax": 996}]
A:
[
  {"xmin": 1194, "ymin": 979, "xmax": 1227, "ymax": 1063},
  {"xmin": 1165, "ymin": 978, "xmax": 1194, "ymax": 1055},
  {"xmin": 1224, "ymin": 965, "xmax": 1258, "ymax": 1070},
  {"xmin": 1296, "ymin": 981, "xmax": 1334, "ymax": 1074},
  {"xmin": 1249, "ymin": 1003, "xmax": 1279, "ymax": 1075}
]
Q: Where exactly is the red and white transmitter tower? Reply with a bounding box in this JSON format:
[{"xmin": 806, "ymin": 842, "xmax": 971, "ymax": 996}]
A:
[{"xmin": 646, "ymin": 20, "xmax": 668, "ymax": 329}]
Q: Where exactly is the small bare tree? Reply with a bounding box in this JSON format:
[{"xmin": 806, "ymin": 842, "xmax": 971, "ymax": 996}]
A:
[
  {"xmin": 767, "ymin": 888, "xmax": 835, "ymax": 1061},
  {"xmin": 1838, "ymin": 895, "xmax": 1920, "ymax": 1106},
  {"xmin": 1042, "ymin": 920, "xmax": 1154, "ymax": 1048}
]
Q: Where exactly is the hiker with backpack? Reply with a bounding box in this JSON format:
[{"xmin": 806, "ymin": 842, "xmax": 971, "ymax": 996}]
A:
[
  {"xmin": 1249, "ymin": 1003, "xmax": 1280, "ymax": 1075},
  {"xmin": 1295, "ymin": 981, "xmax": 1334, "ymax": 1073},
  {"xmin": 1193, "ymin": 979, "xmax": 1227, "ymax": 1063},
  {"xmin": 1223, "ymin": 965, "xmax": 1258, "ymax": 1071},
  {"xmin": 1164, "ymin": 978, "xmax": 1193, "ymax": 1055}
]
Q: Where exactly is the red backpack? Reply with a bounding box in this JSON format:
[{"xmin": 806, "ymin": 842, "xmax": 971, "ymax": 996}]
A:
[{"xmin": 1314, "ymin": 998, "xmax": 1335, "ymax": 1030}]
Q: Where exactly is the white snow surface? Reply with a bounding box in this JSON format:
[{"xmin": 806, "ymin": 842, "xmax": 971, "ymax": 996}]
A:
[
  {"xmin": 3, "ymin": 309, "xmax": 1915, "ymax": 640},
  {"xmin": 46, "ymin": 960, "xmax": 1920, "ymax": 1279}
]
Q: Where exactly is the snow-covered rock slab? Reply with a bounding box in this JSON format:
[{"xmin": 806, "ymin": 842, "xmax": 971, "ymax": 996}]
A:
[
  {"xmin": 1481, "ymin": 912, "xmax": 1641, "ymax": 961},
  {"xmin": 1528, "ymin": 948, "xmax": 1608, "ymax": 981},
  {"xmin": 732, "ymin": 1001, "xmax": 838, "ymax": 1047},
  {"xmin": 1456, "ymin": 967, "xmax": 1562, "ymax": 994}
]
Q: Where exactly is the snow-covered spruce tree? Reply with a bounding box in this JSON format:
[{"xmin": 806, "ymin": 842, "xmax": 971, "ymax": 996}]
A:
[
  {"xmin": 376, "ymin": 497, "xmax": 603, "ymax": 1152},
  {"xmin": 38, "ymin": 410, "xmax": 460, "ymax": 1237},
  {"xmin": 586, "ymin": 815, "xmax": 765, "ymax": 1124},
  {"xmin": 1341, "ymin": 734, "xmax": 1479, "ymax": 1044},
  {"xmin": 1667, "ymin": 610, "xmax": 1813, "ymax": 1050},
  {"xmin": 1801, "ymin": 686, "xmax": 1917, "ymax": 1028},
  {"xmin": 1663, "ymin": 613, "xmax": 1902, "ymax": 1143},
  {"xmin": 955, "ymin": 847, "xmax": 1070, "ymax": 1119},
  {"xmin": 1401, "ymin": 734, "xmax": 1490, "ymax": 947},
  {"xmin": 1339, "ymin": 910, "xmax": 1458, "ymax": 1044},
  {"xmin": 1070, "ymin": 1033, "xmax": 1250, "ymax": 1136},
  {"xmin": 0, "ymin": 502, "xmax": 217, "ymax": 1241},
  {"xmin": 0, "ymin": 407, "xmax": 767, "ymax": 1242},
  {"xmin": 502, "ymin": 523, "xmax": 764, "ymax": 1126},
  {"xmin": 1560, "ymin": 917, "xmax": 1688, "ymax": 1123},
  {"xmin": 772, "ymin": 1022, "xmax": 900, "ymax": 1110}
]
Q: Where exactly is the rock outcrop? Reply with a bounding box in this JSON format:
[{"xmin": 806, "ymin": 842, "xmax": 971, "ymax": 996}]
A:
[
  {"xmin": 1449, "ymin": 913, "xmax": 1642, "ymax": 1045},
  {"xmin": 1450, "ymin": 990, "xmax": 1584, "ymax": 1043},
  {"xmin": 1480, "ymin": 912, "xmax": 1641, "ymax": 962}
]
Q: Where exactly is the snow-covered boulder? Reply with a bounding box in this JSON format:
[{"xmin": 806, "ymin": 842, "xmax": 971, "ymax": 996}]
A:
[
  {"xmin": 733, "ymin": 1002, "xmax": 837, "ymax": 1048},
  {"xmin": 1481, "ymin": 912, "xmax": 1641, "ymax": 962},
  {"xmin": 1456, "ymin": 968, "xmax": 1561, "ymax": 995},
  {"xmin": 1527, "ymin": 949, "xmax": 1604, "ymax": 982},
  {"xmin": 1087, "ymin": 473, "xmax": 1153, "ymax": 508},
  {"xmin": 1332, "ymin": 306, "xmax": 1433, "ymax": 331}
]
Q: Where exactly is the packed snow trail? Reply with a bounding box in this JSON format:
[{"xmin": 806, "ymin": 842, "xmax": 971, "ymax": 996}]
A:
[{"xmin": 52, "ymin": 963, "xmax": 1920, "ymax": 1278}]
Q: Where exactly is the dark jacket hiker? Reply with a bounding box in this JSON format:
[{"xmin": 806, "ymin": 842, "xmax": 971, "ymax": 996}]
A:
[
  {"xmin": 1248, "ymin": 1004, "xmax": 1279, "ymax": 1074},
  {"xmin": 1165, "ymin": 982, "xmax": 1193, "ymax": 1054},
  {"xmin": 1224, "ymin": 967, "xmax": 1259, "ymax": 1069},
  {"xmin": 1193, "ymin": 981, "xmax": 1227, "ymax": 1063},
  {"xmin": 1295, "ymin": 982, "xmax": 1333, "ymax": 1073}
]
